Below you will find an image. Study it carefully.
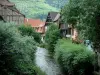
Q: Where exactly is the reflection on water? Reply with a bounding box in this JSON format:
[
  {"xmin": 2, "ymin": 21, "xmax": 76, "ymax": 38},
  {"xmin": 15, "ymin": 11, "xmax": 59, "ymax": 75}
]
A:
[{"xmin": 35, "ymin": 47, "xmax": 63, "ymax": 75}]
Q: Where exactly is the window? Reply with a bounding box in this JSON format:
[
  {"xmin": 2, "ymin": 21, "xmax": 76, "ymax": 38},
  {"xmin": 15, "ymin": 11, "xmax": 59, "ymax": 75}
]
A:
[{"xmin": 67, "ymin": 28, "xmax": 71, "ymax": 35}]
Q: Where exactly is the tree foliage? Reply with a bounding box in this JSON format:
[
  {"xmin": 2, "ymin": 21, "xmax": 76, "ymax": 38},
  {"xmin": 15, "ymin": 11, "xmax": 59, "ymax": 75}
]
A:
[
  {"xmin": 46, "ymin": 0, "xmax": 67, "ymax": 9},
  {"xmin": 61, "ymin": 0, "xmax": 100, "ymax": 51},
  {"xmin": 0, "ymin": 22, "xmax": 45, "ymax": 75},
  {"xmin": 55, "ymin": 39, "xmax": 95, "ymax": 75},
  {"xmin": 18, "ymin": 25, "xmax": 41, "ymax": 43},
  {"xmin": 45, "ymin": 23, "xmax": 61, "ymax": 53}
]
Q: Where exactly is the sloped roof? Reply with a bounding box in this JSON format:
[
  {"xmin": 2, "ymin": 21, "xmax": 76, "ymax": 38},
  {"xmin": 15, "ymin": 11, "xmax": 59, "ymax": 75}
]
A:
[
  {"xmin": 7, "ymin": 6, "xmax": 25, "ymax": 16},
  {"xmin": 24, "ymin": 19, "xmax": 45, "ymax": 27},
  {"xmin": 24, "ymin": 19, "xmax": 45, "ymax": 33},
  {"xmin": 0, "ymin": 0, "xmax": 25, "ymax": 17},
  {"xmin": 0, "ymin": 0, "xmax": 25, "ymax": 22},
  {"xmin": 47, "ymin": 12, "xmax": 60, "ymax": 22},
  {"xmin": 0, "ymin": 0, "xmax": 14, "ymax": 6}
]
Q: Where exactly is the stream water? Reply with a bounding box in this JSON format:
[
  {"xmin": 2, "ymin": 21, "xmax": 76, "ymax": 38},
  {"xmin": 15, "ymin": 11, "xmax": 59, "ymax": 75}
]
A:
[{"xmin": 35, "ymin": 47, "xmax": 63, "ymax": 75}]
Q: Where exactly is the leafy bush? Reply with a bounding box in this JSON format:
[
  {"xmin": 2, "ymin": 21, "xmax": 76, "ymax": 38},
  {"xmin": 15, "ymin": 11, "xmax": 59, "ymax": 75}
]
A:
[
  {"xmin": 33, "ymin": 66, "xmax": 46, "ymax": 75},
  {"xmin": 39, "ymin": 43, "xmax": 47, "ymax": 48},
  {"xmin": 18, "ymin": 25, "xmax": 41, "ymax": 43},
  {"xmin": 0, "ymin": 22, "xmax": 45, "ymax": 75},
  {"xmin": 45, "ymin": 23, "xmax": 61, "ymax": 53},
  {"xmin": 55, "ymin": 39, "xmax": 95, "ymax": 75}
]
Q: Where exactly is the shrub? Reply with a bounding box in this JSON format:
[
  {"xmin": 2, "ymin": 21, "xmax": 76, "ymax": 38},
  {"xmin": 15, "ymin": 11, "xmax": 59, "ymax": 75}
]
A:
[
  {"xmin": 0, "ymin": 22, "xmax": 45, "ymax": 75},
  {"xmin": 18, "ymin": 25, "xmax": 41, "ymax": 43},
  {"xmin": 39, "ymin": 43, "xmax": 47, "ymax": 48},
  {"xmin": 33, "ymin": 66, "xmax": 46, "ymax": 75},
  {"xmin": 55, "ymin": 39, "xmax": 95, "ymax": 75},
  {"xmin": 45, "ymin": 23, "xmax": 61, "ymax": 53}
]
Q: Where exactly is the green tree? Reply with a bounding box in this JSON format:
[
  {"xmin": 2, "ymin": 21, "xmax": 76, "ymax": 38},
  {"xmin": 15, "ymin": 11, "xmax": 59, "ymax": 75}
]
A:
[
  {"xmin": 46, "ymin": 0, "xmax": 67, "ymax": 8},
  {"xmin": 0, "ymin": 22, "xmax": 46, "ymax": 75},
  {"xmin": 0, "ymin": 22, "xmax": 36, "ymax": 74},
  {"xmin": 61, "ymin": 0, "xmax": 100, "ymax": 51},
  {"xmin": 18, "ymin": 25, "xmax": 41, "ymax": 43},
  {"xmin": 45, "ymin": 23, "xmax": 61, "ymax": 53}
]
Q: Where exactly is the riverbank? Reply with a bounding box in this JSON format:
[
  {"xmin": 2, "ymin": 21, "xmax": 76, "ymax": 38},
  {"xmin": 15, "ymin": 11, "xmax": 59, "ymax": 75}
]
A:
[{"xmin": 55, "ymin": 39, "xmax": 95, "ymax": 75}]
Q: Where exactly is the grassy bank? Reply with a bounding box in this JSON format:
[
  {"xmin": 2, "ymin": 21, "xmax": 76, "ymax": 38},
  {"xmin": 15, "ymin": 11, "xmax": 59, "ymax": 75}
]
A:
[{"xmin": 55, "ymin": 39, "xmax": 95, "ymax": 75}]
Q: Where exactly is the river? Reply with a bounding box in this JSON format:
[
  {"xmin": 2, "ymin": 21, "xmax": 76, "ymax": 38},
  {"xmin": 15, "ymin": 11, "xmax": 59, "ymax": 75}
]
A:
[{"xmin": 35, "ymin": 47, "xmax": 63, "ymax": 75}]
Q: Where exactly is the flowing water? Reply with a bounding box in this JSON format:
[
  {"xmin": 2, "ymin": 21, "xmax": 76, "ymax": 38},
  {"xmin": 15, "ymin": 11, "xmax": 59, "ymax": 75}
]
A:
[{"xmin": 35, "ymin": 47, "xmax": 63, "ymax": 75}]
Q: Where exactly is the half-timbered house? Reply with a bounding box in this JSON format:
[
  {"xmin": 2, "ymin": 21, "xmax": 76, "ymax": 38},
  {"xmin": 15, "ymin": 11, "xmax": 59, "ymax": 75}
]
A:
[{"xmin": 0, "ymin": 0, "xmax": 25, "ymax": 24}]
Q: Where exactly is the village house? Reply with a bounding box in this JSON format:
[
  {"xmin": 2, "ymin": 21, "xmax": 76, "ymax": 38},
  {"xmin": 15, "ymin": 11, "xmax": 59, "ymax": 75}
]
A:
[
  {"xmin": 59, "ymin": 21, "xmax": 68, "ymax": 37},
  {"xmin": 59, "ymin": 22, "xmax": 78, "ymax": 39},
  {"xmin": 45, "ymin": 12, "xmax": 60, "ymax": 31},
  {"xmin": 0, "ymin": 0, "xmax": 25, "ymax": 24},
  {"xmin": 24, "ymin": 18, "xmax": 45, "ymax": 34},
  {"xmin": 45, "ymin": 12, "xmax": 78, "ymax": 38}
]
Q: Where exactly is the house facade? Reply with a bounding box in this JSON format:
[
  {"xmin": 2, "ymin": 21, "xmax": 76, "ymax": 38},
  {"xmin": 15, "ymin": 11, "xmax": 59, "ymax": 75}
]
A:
[
  {"xmin": 59, "ymin": 22, "xmax": 68, "ymax": 37},
  {"xmin": 59, "ymin": 14, "xmax": 78, "ymax": 39},
  {"xmin": 24, "ymin": 18, "xmax": 45, "ymax": 34},
  {"xmin": 0, "ymin": 0, "xmax": 25, "ymax": 24},
  {"xmin": 45, "ymin": 11, "xmax": 79, "ymax": 39},
  {"xmin": 45, "ymin": 12, "xmax": 60, "ymax": 31}
]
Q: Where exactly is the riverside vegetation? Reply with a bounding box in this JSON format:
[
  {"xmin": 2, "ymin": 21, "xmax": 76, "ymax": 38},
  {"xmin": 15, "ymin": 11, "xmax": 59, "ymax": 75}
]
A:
[
  {"xmin": 0, "ymin": 22, "xmax": 45, "ymax": 75},
  {"xmin": 44, "ymin": 24, "xmax": 61, "ymax": 54},
  {"xmin": 44, "ymin": 23, "xmax": 96, "ymax": 75},
  {"xmin": 55, "ymin": 39, "xmax": 95, "ymax": 75},
  {"xmin": 61, "ymin": 0, "xmax": 100, "ymax": 51}
]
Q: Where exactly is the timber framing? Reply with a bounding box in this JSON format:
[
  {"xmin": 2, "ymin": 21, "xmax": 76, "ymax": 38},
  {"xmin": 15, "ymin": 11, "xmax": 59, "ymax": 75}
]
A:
[{"xmin": 0, "ymin": 0, "xmax": 25, "ymax": 24}]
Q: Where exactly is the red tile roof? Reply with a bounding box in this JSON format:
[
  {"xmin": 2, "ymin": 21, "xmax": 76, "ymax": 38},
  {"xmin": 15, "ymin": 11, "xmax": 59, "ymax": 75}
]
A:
[
  {"xmin": 24, "ymin": 18, "xmax": 45, "ymax": 27},
  {"xmin": 24, "ymin": 18, "xmax": 45, "ymax": 33}
]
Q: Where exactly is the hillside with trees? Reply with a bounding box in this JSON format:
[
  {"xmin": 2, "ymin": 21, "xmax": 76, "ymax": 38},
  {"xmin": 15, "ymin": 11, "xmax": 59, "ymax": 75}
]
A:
[
  {"xmin": 46, "ymin": 0, "xmax": 68, "ymax": 8},
  {"xmin": 10, "ymin": 0, "xmax": 67, "ymax": 20}
]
